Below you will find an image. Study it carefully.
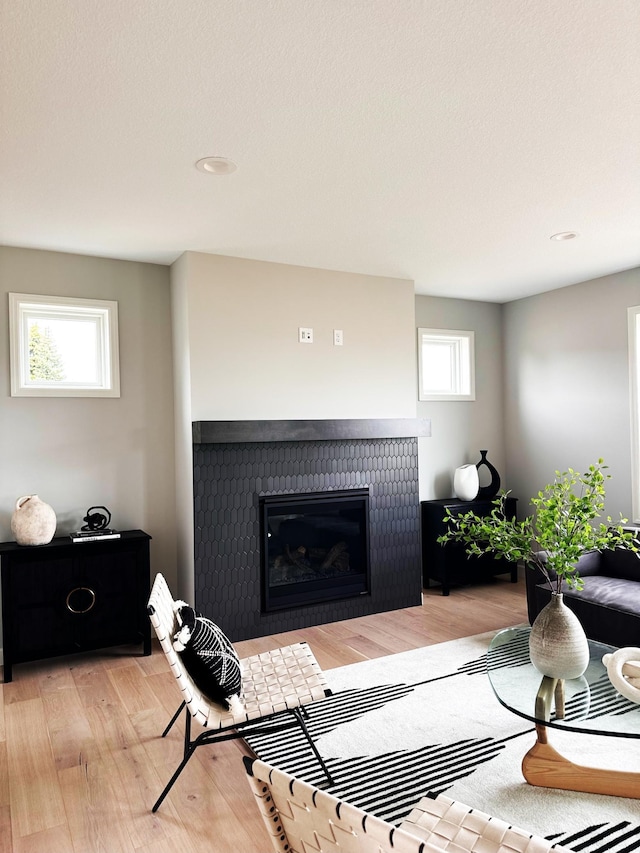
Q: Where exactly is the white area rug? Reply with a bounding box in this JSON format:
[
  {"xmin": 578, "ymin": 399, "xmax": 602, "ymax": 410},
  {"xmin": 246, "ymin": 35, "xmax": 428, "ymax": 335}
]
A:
[{"xmin": 247, "ymin": 631, "xmax": 640, "ymax": 853}]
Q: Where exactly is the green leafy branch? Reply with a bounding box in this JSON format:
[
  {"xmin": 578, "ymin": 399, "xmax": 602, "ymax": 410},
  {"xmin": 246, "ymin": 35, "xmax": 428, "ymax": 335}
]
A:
[{"xmin": 437, "ymin": 460, "xmax": 638, "ymax": 594}]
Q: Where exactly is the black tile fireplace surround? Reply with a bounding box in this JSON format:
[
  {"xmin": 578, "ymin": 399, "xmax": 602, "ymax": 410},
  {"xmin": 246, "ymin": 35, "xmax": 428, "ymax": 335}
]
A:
[{"xmin": 192, "ymin": 418, "xmax": 431, "ymax": 642}]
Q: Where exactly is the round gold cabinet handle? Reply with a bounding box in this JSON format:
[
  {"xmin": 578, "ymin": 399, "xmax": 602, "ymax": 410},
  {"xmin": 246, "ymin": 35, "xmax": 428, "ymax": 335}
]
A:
[{"xmin": 66, "ymin": 586, "xmax": 96, "ymax": 614}]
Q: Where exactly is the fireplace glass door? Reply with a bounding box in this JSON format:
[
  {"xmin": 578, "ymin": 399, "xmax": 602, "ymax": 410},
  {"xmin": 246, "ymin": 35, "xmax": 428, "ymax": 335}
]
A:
[{"xmin": 260, "ymin": 489, "xmax": 370, "ymax": 611}]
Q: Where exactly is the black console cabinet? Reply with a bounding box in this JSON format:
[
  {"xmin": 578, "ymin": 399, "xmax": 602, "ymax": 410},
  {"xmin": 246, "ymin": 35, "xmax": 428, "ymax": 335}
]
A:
[
  {"xmin": 0, "ymin": 529, "xmax": 152, "ymax": 682},
  {"xmin": 421, "ymin": 498, "xmax": 518, "ymax": 595}
]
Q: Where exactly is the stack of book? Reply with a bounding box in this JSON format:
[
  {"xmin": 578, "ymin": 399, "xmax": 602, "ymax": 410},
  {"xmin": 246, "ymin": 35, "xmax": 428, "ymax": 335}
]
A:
[{"xmin": 70, "ymin": 529, "xmax": 121, "ymax": 543}]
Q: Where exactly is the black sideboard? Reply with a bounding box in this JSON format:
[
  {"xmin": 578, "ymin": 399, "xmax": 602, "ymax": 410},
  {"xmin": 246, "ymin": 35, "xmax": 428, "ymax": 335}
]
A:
[
  {"xmin": 0, "ymin": 529, "xmax": 152, "ymax": 682},
  {"xmin": 421, "ymin": 498, "xmax": 518, "ymax": 595}
]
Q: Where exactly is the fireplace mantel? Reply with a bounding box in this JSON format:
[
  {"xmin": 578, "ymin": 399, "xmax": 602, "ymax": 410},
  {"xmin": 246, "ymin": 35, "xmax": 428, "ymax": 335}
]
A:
[{"xmin": 192, "ymin": 418, "xmax": 431, "ymax": 444}]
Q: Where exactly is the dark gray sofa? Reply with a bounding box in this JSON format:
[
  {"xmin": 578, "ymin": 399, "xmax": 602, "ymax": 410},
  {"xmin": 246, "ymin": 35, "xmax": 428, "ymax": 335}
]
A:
[{"xmin": 525, "ymin": 547, "xmax": 640, "ymax": 648}]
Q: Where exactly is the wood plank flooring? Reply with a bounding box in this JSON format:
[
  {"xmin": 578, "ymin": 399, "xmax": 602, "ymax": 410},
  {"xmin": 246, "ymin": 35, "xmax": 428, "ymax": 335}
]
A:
[{"xmin": 0, "ymin": 576, "xmax": 527, "ymax": 853}]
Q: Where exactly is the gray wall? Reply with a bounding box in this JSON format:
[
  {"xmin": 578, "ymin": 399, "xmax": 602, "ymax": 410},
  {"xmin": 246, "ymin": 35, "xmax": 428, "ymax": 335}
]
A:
[
  {"xmin": 504, "ymin": 267, "xmax": 640, "ymax": 521},
  {"xmin": 175, "ymin": 252, "xmax": 417, "ymax": 421},
  {"xmin": 415, "ymin": 295, "xmax": 505, "ymax": 500},
  {"xmin": 0, "ymin": 247, "xmax": 178, "ymax": 661}
]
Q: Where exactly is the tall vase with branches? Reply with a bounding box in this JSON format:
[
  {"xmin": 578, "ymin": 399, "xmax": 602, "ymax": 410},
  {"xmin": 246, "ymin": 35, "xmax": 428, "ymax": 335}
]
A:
[{"xmin": 438, "ymin": 459, "xmax": 639, "ymax": 677}]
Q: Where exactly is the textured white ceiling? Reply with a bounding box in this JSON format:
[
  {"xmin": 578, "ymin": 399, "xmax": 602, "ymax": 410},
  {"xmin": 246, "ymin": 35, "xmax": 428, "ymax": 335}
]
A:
[{"xmin": 1, "ymin": 0, "xmax": 639, "ymax": 302}]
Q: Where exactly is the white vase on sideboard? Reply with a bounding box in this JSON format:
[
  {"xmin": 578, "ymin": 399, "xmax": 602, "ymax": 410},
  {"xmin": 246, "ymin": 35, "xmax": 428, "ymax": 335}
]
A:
[
  {"xmin": 453, "ymin": 464, "xmax": 479, "ymax": 501},
  {"xmin": 11, "ymin": 495, "xmax": 57, "ymax": 546}
]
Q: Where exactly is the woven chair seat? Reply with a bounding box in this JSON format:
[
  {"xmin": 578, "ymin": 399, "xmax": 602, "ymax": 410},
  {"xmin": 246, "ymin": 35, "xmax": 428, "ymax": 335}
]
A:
[
  {"xmin": 240, "ymin": 646, "xmax": 329, "ymax": 719},
  {"xmin": 244, "ymin": 757, "xmax": 570, "ymax": 853},
  {"xmin": 147, "ymin": 573, "xmax": 333, "ymax": 811},
  {"xmin": 194, "ymin": 643, "xmax": 330, "ymax": 728}
]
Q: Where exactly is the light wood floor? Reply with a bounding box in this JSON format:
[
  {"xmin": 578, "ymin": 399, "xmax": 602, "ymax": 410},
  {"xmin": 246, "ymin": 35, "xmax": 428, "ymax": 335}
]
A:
[{"xmin": 0, "ymin": 576, "xmax": 527, "ymax": 853}]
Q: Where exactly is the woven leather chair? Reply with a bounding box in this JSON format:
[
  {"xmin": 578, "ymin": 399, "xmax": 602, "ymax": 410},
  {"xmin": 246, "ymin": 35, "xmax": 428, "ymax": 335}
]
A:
[
  {"xmin": 147, "ymin": 573, "xmax": 333, "ymax": 812},
  {"xmin": 244, "ymin": 756, "xmax": 570, "ymax": 853}
]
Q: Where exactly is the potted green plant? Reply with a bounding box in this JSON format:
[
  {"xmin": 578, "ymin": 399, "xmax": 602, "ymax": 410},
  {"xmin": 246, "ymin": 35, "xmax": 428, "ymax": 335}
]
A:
[{"xmin": 438, "ymin": 459, "xmax": 638, "ymax": 677}]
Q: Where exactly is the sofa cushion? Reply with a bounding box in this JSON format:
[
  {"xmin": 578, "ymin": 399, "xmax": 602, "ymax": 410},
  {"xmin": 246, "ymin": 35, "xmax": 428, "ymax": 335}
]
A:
[
  {"xmin": 600, "ymin": 548, "xmax": 640, "ymax": 581},
  {"xmin": 537, "ymin": 549, "xmax": 603, "ymax": 578},
  {"xmin": 560, "ymin": 575, "xmax": 640, "ymax": 616},
  {"xmin": 571, "ymin": 550, "xmax": 605, "ymax": 577}
]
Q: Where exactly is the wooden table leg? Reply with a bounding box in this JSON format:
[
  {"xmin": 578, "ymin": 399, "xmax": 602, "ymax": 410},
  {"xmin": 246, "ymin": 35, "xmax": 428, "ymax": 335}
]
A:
[
  {"xmin": 522, "ymin": 723, "xmax": 640, "ymax": 799},
  {"xmin": 524, "ymin": 675, "xmax": 640, "ymax": 798}
]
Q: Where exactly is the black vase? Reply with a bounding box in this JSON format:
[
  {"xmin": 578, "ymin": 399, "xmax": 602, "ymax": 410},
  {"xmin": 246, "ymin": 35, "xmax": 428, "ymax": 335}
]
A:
[{"xmin": 476, "ymin": 450, "xmax": 501, "ymax": 499}]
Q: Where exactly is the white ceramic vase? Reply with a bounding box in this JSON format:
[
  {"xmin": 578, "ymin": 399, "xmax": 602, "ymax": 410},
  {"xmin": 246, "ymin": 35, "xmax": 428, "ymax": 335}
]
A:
[
  {"xmin": 11, "ymin": 495, "xmax": 57, "ymax": 546},
  {"xmin": 529, "ymin": 592, "xmax": 589, "ymax": 679},
  {"xmin": 453, "ymin": 464, "xmax": 479, "ymax": 501}
]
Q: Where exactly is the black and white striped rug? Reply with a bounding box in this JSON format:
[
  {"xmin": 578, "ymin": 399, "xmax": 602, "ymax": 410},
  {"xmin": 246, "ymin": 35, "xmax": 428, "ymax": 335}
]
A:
[{"xmin": 246, "ymin": 630, "xmax": 640, "ymax": 853}]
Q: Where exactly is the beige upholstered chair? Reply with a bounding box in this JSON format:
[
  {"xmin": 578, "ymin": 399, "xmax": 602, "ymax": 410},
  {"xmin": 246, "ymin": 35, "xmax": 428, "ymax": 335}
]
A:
[
  {"xmin": 244, "ymin": 756, "xmax": 571, "ymax": 853},
  {"xmin": 147, "ymin": 573, "xmax": 333, "ymax": 812}
]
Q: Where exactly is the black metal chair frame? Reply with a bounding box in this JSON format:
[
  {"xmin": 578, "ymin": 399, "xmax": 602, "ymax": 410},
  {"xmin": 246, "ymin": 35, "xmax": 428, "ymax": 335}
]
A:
[{"xmin": 152, "ymin": 695, "xmax": 334, "ymax": 813}]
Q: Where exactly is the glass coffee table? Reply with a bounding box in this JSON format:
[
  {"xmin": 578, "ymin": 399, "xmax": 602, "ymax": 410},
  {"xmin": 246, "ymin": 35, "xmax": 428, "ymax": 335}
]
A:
[{"xmin": 487, "ymin": 627, "xmax": 640, "ymax": 798}]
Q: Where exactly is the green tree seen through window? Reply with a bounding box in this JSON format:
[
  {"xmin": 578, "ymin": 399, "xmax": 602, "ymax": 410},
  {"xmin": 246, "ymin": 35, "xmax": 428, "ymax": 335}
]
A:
[{"xmin": 29, "ymin": 322, "xmax": 66, "ymax": 381}]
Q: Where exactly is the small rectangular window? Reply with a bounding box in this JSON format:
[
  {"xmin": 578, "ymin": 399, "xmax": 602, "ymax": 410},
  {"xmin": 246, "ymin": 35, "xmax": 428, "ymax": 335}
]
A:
[
  {"xmin": 9, "ymin": 293, "xmax": 120, "ymax": 397},
  {"xmin": 418, "ymin": 328, "xmax": 475, "ymax": 401}
]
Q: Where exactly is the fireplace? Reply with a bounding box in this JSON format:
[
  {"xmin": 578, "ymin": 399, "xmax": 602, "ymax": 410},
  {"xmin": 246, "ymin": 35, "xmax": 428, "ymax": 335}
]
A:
[
  {"xmin": 261, "ymin": 489, "xmax": 370, "ymax": 611},
  {"xmin": 192, "ymin": 418, "xmax": 430, "ymax": 641}
]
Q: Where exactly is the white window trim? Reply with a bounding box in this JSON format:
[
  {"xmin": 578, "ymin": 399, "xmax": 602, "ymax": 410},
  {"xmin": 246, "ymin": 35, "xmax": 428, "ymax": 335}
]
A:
[
  {"xmin": 417, "ymin": 327, "xmax": 475, "ymax": 401},
  {"xmin": 9, "ymin": 293, "xmax": 120, "ymax": 397},
  {"xmin": 628, "ymin": 306, "xmax": 640, "ymax": 521}
]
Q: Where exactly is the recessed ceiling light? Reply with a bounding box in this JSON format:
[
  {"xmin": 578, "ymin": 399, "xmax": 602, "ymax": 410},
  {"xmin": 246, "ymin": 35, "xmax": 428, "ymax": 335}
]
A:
[
  {"xmin": 550, "ymin": 231, "xmax": 579, "ymax": 241},
  {"xmin": 195, "ymin": 156, "xmax": 237, "ymax": 176}
]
